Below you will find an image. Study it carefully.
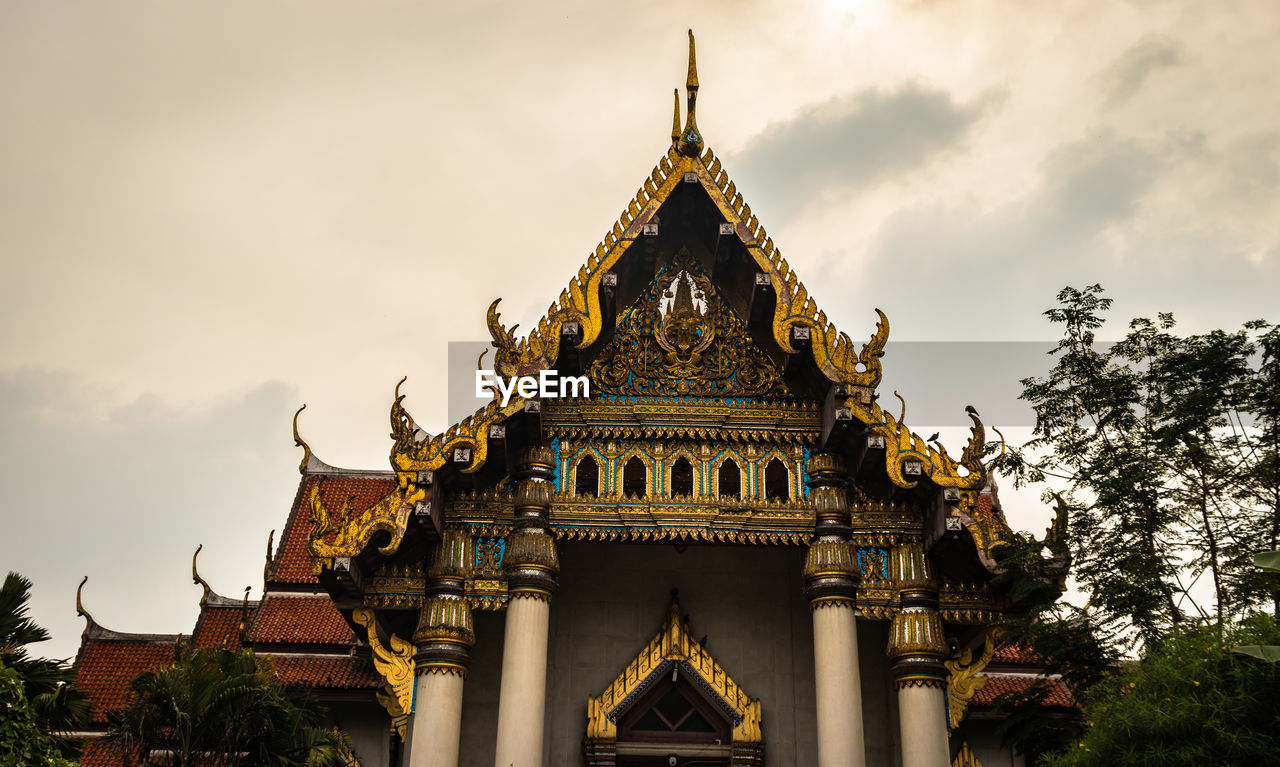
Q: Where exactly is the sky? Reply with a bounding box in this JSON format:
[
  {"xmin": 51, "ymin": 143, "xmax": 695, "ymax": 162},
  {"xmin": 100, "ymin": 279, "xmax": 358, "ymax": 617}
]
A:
[{"xmin": 2, "ymin": 0, "xmax": 1277, "ymax": 662}]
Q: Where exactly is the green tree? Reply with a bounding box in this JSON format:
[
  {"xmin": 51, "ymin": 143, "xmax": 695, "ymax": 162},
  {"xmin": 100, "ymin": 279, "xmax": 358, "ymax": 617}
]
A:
[
  {"xmin": 106, "ymin": 646, "xmax": 355, "ymax": 767},
  {"xmin": 1006, "ymin": 285, "xmax": 1280, "ymax": 646},
  {"xmin": 0, "ymin": 572, "xmax": 89, "ymax": 758},
  {"xmin": 1042, "ymin": 615, "xmax": 1280, "ymax": 767},
  {"xmin": 0, "ymin": 666, "xmax": 76, "ymax": 767}
]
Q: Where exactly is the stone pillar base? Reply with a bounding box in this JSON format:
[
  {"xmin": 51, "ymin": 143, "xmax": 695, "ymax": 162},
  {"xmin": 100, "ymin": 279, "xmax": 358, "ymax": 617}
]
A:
[
  {"xmin": 493, "ymin": 595, "xmax": 552, "ymax": 767},
  {"xmin": 409, "ymin": 670, "xmax": 466, "ymax": 767},
  {"xmin": 812, "ymin": 604, "xmax": 867, "ymax": 767},
  {"xmin": 896, "ymin": 682, "xmax": 949, "ymax": 767}
]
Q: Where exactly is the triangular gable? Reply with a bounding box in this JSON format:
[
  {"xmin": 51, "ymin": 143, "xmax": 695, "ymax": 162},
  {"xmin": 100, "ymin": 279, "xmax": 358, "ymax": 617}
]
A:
[
  {"xmin": 328, "ymin": 33, "xmax": 1014, "ymax": 574},
  {"xmin": 585, "ymin": 595, "xmax": 763, "ymax": 748}
]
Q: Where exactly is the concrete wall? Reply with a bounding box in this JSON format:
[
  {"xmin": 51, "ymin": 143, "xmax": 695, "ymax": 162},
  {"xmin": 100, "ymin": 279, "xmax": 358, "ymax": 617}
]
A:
[
  {"xmin": 456, "ymin": 541, "xmax": 903, "ymax": 766},
  {"xmin": 328, "ymin": 700, "xmax": 393, "ymax": 767}
]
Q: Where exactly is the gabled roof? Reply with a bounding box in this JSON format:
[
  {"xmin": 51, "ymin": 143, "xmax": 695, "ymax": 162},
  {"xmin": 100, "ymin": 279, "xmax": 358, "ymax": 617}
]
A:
[{"xmin": 302, "ymin": 31, "xmax": 1014, "ymax": 572}]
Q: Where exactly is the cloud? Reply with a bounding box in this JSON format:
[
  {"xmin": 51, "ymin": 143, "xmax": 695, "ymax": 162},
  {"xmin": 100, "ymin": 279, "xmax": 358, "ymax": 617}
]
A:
[
  {"xmin": 1103, "ymin": 36, "xmax": 1184, "ymax": 108},
  {"xmin": 727, "ymin": 84, "xmax": 991, "ymax": 221},
  {"xmin": 0, "ymin": 369, "xmax": 303, "ymax": 662}
]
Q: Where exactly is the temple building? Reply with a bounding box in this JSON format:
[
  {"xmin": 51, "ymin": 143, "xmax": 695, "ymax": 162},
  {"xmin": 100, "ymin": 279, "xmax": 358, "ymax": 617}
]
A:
[{"xmin": 71, "ymin": 32, "xmax": 1072, "ymax": 767}]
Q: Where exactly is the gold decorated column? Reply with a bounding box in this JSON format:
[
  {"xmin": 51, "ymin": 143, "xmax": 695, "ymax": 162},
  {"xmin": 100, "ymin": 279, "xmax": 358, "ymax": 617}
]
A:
[
  {"xmin": 408, "ymin": 529, "xmax": 474, "ymax": 767},
  {"xmin": 887, "ymin": 542, "xmax": 950, "ymax": 767},
  {"xmin": 493, "ymin": 446, "xmax": 559, "ymax": 767},
  {"xmin": 804, "ymin": 454, "xmax": 867, "ymax": 767}
]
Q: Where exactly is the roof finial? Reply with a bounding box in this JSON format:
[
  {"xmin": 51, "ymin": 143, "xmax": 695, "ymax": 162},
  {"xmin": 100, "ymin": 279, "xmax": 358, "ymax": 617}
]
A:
[
  {"xmin": 293, "ymin": 404, "xmax": 311, "ymax": 475},
  {"xmin": 238, "ymin": 586, "xmax": 252, "ymax": 640},
  {"xmin": 263, "ymin": 529, "xmax": 275, "ymax": 585},
  {"xmin": 192, "ymin": 544, "xmax": 212, "ymax": 606},
  {"xmin": 677, "ymin": 30, "xmax": 703, "ymax": 157},
  {"xmin": 76, "ymin": 576, "xmax": 95, "ymax": 627},
  {"xmin": 671, "ymin": 88, "xmax": 681, "ymax": 144}
]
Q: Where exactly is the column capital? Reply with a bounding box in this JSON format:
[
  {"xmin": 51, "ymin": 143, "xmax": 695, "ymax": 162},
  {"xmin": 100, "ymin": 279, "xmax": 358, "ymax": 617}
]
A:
[
  {"xmin": 887, "ymin": 542, "xmax": 947, "ymax": 687},
  {"xmin": 415, "ymin": 531, "xmax": 476, "ymax": 676}
]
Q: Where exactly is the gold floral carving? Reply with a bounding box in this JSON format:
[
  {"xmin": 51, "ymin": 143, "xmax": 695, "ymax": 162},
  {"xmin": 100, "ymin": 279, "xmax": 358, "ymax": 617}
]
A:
[
  {"xmin": 306, "ymin": 478, "xmax": 418, "ymax": 571},
  {"xmin": 589, "ymin": 250, "xmax": 787, "ymax": 398},
  {"xmin": 352, "ymin": 607, "xmax": 414, "ymax": 739},
  {"xmin": 585, "ymin": 596, "xmax": 763, "ymax": 749}
]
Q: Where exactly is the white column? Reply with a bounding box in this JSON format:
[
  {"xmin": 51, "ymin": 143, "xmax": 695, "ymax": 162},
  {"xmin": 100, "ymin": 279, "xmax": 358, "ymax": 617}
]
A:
[
  {"xmin": 804, "ymin": 453, "xmax": 866, "ymax": 767},
  {"xmin": 493, "ymin": 447, "xmax": 558, "ymax": 767},
  {"xmin": 888, "ymin": 542, "xmax": 950, "ymax": 767},
  {"xmin": 812, "ymin": 604, "xmax": 867, "ymax": 767},
  {"xmin": 405, "ymin": 530, "xmax": 474, "ymax": 767},
  {"xmin": 897, "ymin": 684, "xmax": 950, "ymax": 767},
  {"xmin": 409, "ymin": 671, "xmax": 466, "ymax": 767},
  {"xmin": 493, "ymin": 594, "xmax": 551, "ymax": 767}
]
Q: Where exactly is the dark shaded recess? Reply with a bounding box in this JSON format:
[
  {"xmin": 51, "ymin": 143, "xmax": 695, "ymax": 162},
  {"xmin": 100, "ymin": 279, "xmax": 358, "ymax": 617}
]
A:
[
  {"xmin": 764, "ymin": 457, "xmax": 789, "ymax": 502},
  {"xmin": 718, "ymin": 459, "xmax": 741, "ymax": 499},
  {"xmin": 670, "ymin": 456, "xmax": 694, "ymax": 497},
  {"xmin": 623, "ymin": 456, "xmax": 648, "ymax": 497},
  {"xmin": 575, "ymin": 455, "xmax": 599, "ymax": 497}
]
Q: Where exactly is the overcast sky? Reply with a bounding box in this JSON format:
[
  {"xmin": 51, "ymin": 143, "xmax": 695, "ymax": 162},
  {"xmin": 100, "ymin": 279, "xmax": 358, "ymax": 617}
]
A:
[{"xmin": 2, "ymin": 1, "xmax": 1277, "ymax": 662}]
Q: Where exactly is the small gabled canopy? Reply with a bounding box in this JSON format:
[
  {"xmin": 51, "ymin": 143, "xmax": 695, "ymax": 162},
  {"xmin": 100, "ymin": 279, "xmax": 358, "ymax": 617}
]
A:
[{"xmin": 585, "ymin": 592, "xmax": 763, "ymax": 749}]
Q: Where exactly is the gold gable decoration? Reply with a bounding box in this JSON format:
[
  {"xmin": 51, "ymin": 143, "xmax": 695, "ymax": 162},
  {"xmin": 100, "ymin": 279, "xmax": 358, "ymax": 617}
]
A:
[
  {"xmin": 590, "ymin": 249, "xmax": 789, "ymax": 399},
  {"xmin": 585, "ymin": 594, "xmax": 763, "ymax": 757},
  {"xmin": 353, "ymin": 607, "xmax": 415, "ymax": 739},
  {"xmin": 484, "ymin": 142, "xmax": 890, "ymax": 396},
  {"xmin": 299, "ymin": 31, "xmax": 1013, "ymax": 575}
]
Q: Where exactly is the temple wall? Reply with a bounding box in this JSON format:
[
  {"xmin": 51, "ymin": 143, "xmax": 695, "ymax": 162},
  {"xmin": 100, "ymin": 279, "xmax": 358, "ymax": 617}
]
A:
[
  {"xmin": 457, "ymin": 541, "xmax": 903, "ymax": 766},
  {"xmin": 964, "ymin": 720, "xmax": 1027, "ymax": 767},
  {"xmin": 328, "ymin": 700, "xmax": 393, "ymax": 767}
]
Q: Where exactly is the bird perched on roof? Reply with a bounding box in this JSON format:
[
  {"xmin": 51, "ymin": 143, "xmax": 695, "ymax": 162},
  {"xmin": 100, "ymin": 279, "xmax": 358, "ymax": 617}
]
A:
[
  {"xmin": 927, "ymin": 432, "xmax": 940, "ymax": 443},
  {"xmin": 965, "ymin": 405, "xmax": 980, "ymax": 417}
]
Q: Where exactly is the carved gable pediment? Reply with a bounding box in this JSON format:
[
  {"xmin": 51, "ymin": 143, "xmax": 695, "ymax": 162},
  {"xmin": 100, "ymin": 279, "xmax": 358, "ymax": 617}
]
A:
[
  {"xmin": 589, "ymin": 249, "xmax": 789, "ymax": 400},
  {"xmin": 585, "ymin": 594, "xmax": 764, "ymax": 765}
]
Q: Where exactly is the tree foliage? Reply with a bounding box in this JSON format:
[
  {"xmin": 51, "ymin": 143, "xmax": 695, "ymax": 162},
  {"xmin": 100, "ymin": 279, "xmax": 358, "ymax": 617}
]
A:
[
  {"xmin": 1042, "ymin": 615, "xmax": 1280, "ymax": 767},
  {"xmin": 106, "ymin": 646, "xmax": 355, "ymax": 767},
  {"xmin": 1005, "ymin": 285, "xmax": 1280, "ymax": 647},
  {"xmin": 0, "ymin": 572, "xmax": 88, "ymax": 759},
  {"xmin": 0, "ymin": 666, "xmax": 76, "ymax": 767}
]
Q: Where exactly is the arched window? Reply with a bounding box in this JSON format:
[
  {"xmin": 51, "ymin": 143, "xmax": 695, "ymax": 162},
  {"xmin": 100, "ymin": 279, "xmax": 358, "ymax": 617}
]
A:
[
  {"xmin": 670, "ymin": 456, "xmax": 693, "ymax": 497},
  {"xmin": 575, "ymin": 455, "xmax": 599, "ymax": 497},
  {"xmin": 764, "ymin": 457, "xmax": 789, "ymax": 502},
  {"xmin": 622, "ymin": 456, "xmax": 647, "ymax": 498},
  {"xmin": 717, "ymin": 459, "xmax": 741, "ymax": 500}
]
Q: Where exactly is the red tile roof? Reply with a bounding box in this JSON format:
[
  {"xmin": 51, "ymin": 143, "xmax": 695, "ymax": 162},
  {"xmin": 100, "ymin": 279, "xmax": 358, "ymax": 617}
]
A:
[
  {"xmin": 191, "ymin": 604, "xmax": 250, "ymax": 650},
  {"xmin": 271, "ymin": 654, "xmax": 379, "ymax": 689},
  {"xmin": 271, "ymin": 475, "xmax": 397, "ymax": 585},
  {"xmin": 76, "ymin": 638, "xmax": 178, "ymax": 723},
  {"xmin": 246, "ymin": 594, "xmax": 356, "ymax": 646},
  {"xmin": 973, "ymin": 673, "xmax": 1074, "ymax": 708},
  {"xmin": 77, "ymin": 737, "xmax": 130, "ymax": 767},
  {"xmin": 992, "ymin": 642, "xmax": 1043, "ymax": 665}
]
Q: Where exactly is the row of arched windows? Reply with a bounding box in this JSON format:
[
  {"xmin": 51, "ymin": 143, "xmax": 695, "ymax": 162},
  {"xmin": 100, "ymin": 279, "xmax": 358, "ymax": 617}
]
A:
[{"xmin": 571, "ymin": 454, "xmax": 791, "ymax": 501}]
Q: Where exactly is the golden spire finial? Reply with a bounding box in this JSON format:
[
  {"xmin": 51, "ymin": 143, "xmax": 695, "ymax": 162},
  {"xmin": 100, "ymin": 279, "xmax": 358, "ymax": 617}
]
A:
[
  {"xmin": 293, "ymin": 404, "xmax": 311, "ymax": 475},
  {"xmin": 75, "ymin": 576, "xmax": 95, "ymax": 627},
  {"xmin": 671, "ymin": 88, "xmax": 681, "ymax": 144},
  {"xmin": 192, "ymin": 544, "xmax": 212, "ymax": 606},
  {"xmin": 686, "ymin": 29, "xmax": 699, "ymax": 90},
  {"xmin": 677, "ymin": 29, "xmax": 703, "ymax": 157}
]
